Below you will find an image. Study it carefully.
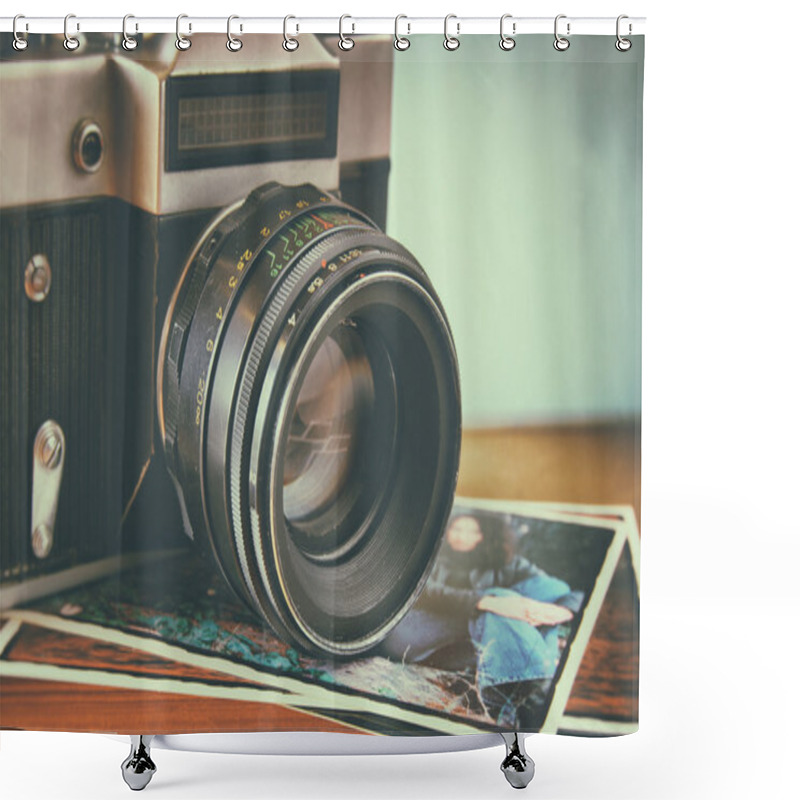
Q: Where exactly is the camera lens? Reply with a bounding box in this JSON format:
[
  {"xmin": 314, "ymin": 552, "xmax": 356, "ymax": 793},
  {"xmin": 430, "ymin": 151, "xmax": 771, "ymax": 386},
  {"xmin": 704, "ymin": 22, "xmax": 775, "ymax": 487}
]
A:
[
  {"xmin": 158, "ymin": 183, "xmax": 460, "ymax": 655},
  {"xmin": 81, "ymin": 132, "xmax": 102, "ymax": 169},
  {"xmin": 72, "ymin": 120, "xmax": 104, "ymax": 173}
]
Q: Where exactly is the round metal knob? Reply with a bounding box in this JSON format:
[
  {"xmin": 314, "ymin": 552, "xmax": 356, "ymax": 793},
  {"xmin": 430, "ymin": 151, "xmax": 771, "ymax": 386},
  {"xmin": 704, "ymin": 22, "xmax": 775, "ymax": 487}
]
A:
[
  {"xmin": 24, "ymin": 254, "xmax": 52, "ymax": 302},
  {"xmin": 39, "ymin": 432, "xmax": 63, "ymax": 469},
  {"xmin": 72, "ymin": 119, "xmax": 105, "ymax": 173},
  {"xmin": 32, "ymin": 523, "xmax": 54, "ymax": 559}
]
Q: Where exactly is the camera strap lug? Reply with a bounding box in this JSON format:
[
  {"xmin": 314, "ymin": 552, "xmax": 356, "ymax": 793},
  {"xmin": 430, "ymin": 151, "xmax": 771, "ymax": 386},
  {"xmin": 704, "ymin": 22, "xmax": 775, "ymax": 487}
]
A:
[{"xmin": 30, "ymin": 420, "xmax": 66, "ymax": 559}]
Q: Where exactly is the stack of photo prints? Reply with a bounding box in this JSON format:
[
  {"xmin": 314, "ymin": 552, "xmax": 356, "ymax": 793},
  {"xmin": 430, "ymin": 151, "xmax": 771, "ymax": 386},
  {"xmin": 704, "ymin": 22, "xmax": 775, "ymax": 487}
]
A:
[{"xmin": 0, "ymin": 498, "xmax": 639, "ymax": 737}]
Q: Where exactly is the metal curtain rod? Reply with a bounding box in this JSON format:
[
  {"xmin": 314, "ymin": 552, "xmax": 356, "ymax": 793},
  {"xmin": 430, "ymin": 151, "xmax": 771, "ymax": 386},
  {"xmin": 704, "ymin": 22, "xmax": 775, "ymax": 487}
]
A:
[{"xmin": 0, "ymin": 16, "xmax": 646, "ymax": 36}]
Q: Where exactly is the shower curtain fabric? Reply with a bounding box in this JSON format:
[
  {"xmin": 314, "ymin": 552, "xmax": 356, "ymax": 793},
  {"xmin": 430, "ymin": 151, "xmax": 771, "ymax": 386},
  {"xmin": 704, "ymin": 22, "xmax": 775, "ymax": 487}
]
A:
[{"xmin": 0, "ymin": 31, "xmax": 643, "ymax": 739}]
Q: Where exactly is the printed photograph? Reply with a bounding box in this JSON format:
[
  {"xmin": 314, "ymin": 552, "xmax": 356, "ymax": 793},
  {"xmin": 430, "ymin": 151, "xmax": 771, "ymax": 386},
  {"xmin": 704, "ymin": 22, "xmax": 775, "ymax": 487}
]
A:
[{"xmin": 0, "ymin": 502, "xmax": 631, "ymax": 735}]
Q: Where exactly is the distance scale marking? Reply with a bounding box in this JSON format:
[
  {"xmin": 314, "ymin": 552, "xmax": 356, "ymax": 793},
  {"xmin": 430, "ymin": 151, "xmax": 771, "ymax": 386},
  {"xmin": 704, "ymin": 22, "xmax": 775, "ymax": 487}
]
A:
[{"xmin": 187, "ymin": 197, "xmax": 371, "ymax": 434}]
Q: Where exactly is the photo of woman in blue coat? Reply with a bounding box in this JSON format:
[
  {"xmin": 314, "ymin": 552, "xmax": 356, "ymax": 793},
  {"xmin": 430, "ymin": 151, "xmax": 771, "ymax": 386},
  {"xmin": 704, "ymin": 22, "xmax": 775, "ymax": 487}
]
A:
[{"xmin": 379, "ymin": 510, "xmax": 584, "ymax": 727}]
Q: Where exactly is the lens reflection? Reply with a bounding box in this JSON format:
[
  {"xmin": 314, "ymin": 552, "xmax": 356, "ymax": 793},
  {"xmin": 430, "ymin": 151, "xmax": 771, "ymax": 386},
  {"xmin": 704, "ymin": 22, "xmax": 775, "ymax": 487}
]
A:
[{"xmin": 282, "ymin": 324, "xmax": 375, "ymax": 536}]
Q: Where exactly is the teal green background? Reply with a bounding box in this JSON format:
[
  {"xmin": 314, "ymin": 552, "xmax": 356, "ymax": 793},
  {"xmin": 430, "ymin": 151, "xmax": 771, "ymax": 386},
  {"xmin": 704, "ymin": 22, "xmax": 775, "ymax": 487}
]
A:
[{"xmin": 387, "ymin": 36, "xmax": 643, "ymax": 426}]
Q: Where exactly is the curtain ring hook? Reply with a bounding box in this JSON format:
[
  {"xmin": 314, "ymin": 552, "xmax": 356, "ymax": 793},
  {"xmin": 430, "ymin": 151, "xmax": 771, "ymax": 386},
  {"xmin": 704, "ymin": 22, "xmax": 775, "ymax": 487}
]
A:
[
  {"xmin": 227, "ymin": 15, "xmax": 243, "ymax": 51},
  {"xmin": 616, "ymin": 14, "xmax": 632, "ymax": 52},
  {"xmin": 63, "ymin": 13, "xmax": 80, "ymax": 51},
  {"xmin": 443, "ymin": 14, "xmax": 460, "ymax": 51},
  {"xmin": 283, "ymin": 15, "xmax": 299, "ymax": 51},
  {"xmin": 121, "ymin": 14, "xmax": 138, "ymax": 51},
  {"xmin": 12, "ymin": 14, "xmax": 29, "ymax": 51},
  {"xmin": 394, "ymin": 15, "xmax": 410, "ymax": 51},
  {"xmin": 339, "ymin": 14, "xmax": 355, "ymax": 51},
  {"xmin": 553, "ymin": 14, "xmax": 570, "ymax": 51},
  {"xmin": 176, "ymin": 14, "xmax": 192, "ymax": 50},
  {"xmin": 499, "ymin": 14, "xmax": 516, "ymax": 51}
]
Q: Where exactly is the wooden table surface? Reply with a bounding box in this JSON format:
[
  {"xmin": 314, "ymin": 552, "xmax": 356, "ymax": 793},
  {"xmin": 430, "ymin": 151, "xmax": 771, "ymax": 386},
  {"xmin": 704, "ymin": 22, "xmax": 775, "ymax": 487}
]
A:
[
  {"xmin": 1, "ymin": 421, "xmax": 640, "ymax": 734},
  {"xmin": 459, "ymin": 422, "xmax": 641, "ymax": 522}
]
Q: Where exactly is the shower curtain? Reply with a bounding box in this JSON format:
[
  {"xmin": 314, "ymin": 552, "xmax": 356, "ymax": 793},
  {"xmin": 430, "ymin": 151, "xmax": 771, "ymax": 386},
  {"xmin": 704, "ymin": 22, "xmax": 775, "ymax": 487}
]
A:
[{"xmin": 0, "ymin": 29, "xmax": 643, "ymax": 740}]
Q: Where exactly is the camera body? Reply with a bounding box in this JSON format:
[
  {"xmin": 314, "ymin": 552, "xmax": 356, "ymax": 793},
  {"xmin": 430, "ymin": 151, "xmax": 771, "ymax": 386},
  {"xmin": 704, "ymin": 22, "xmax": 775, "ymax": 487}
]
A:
[{"xmin": 0, "ymin": 34, "xmax": 395, "ymax": 602}]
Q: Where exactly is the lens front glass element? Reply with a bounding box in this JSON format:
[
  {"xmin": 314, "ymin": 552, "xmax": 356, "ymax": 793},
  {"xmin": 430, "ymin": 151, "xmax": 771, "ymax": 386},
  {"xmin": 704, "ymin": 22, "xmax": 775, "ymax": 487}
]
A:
[{"xmin": 283, "ymin": 325, "xmax": 378, "ymax": 549}]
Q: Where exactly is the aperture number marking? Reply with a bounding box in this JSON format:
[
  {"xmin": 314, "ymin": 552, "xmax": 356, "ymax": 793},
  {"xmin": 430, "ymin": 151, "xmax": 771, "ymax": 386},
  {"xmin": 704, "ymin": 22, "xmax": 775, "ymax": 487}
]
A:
[
  {"xmin": 307, "ymin": 276, "xmax": 325, "ymax": 294},
  {"xmin": 195, "ymin": 376, "xmax": 206, "ymax": 426}
]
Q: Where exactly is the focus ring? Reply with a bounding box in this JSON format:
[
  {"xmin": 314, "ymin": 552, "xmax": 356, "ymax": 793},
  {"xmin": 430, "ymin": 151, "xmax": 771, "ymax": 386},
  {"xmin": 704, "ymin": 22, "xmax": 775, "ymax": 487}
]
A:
[
  {"xmin": 229, "ymin": 231, "xmax": 375, "ymax": 637},
  {"xmin": 233, "ymin": 238, "xmax": 443, "ymax": 652}
]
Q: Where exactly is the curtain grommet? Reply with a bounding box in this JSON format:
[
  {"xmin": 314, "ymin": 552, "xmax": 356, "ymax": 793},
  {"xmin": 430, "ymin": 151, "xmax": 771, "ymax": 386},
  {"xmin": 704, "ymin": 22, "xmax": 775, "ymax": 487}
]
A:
[
  {"xmin": 12, "ymin": 14, "xmax": 29, "ymax": 51},
  {"xmin": 176, "ymin": 14, "xmax": 192, "ymax": 51},
  {"xmin": 554, "ymin": 14, "xmax": 570, "ymax": 51},
  {"xmin": 394, "ymin": 15, "xmax": 410, "ymax": 51},
  {"xmin": 500, "ymin": 14, "xmax": 516, "ymax": 51},
  {"xmin": 226, "ymin": 15, "xmax": 243, "ymax": 52},
  {"xmin": 63, "ymin": 13, "xmax": 80, "ymax": 51},
  {"xmin": 283, "ymin": 15, "xmax": 299, "ymax": 51},
  {"xmin": 615, "ymin": 15, "xmax": 633, "ymax": 51},
  {"xmin": 444, "ymin": 14, "xmax": 460, "ymax": 51},
  {"xmin": 121, "ymin": 14, "xmax": 138, "ymax": 51},
  {"xmin": 338, "ymin": 14, "xmax": 355, "ymax": 51}
]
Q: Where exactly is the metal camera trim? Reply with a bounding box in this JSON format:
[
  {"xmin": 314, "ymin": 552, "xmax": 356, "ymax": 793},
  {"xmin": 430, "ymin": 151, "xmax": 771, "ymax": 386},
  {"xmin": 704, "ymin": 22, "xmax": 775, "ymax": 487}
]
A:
[{"xmin": 71, "ymin": 119, "xmax": 105, "ymax": 174}]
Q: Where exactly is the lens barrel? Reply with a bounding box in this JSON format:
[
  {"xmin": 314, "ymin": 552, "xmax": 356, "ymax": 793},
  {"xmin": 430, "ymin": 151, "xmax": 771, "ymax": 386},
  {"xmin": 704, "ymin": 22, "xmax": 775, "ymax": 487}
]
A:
[{"xmin": 158, "ymin": 183, "xmax": 461, "ymax": 655}]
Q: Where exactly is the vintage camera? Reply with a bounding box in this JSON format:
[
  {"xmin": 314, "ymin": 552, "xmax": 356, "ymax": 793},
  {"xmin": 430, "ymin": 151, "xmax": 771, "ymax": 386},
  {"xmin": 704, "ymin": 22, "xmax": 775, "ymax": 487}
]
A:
[{"xmin": 0, "ymin": 34, "xmax": 461, "ymax": 655}]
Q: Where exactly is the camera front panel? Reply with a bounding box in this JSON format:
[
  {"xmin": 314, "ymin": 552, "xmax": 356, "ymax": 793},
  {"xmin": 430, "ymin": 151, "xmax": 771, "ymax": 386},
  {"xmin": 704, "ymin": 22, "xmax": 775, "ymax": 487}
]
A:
[{"xmin": 0, "ymin": 198, "xmax": 129, "ymax": 584}]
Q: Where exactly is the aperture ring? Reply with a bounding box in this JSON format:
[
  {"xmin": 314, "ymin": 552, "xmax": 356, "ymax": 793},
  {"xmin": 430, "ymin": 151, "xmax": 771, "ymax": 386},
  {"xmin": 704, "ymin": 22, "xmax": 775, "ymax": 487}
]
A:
[
  {"xmin": 162, "ymin": 183, "xmax": 344, "ymax": 467},
  {"xmin": 163, "ymin": 183, "xmax": 282, "ymax": 464}
]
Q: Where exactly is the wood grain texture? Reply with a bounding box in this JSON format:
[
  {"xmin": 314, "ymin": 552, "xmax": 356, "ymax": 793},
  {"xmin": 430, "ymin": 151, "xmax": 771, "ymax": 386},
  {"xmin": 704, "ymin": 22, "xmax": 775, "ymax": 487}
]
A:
[
  {"xmin": 458, "ymin": 421, "xmax": 641, "ymax": 521},
  {"xmin": 565, "ymin": 548, "xmax": 639, "ymax": 721},
  {"xmin": 0, "ymin": 678, "xmax": 367, "ymax": 734},
  {"xmin": 5, "ymin": 624, "xmax": 269, "ymax": 689}
]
